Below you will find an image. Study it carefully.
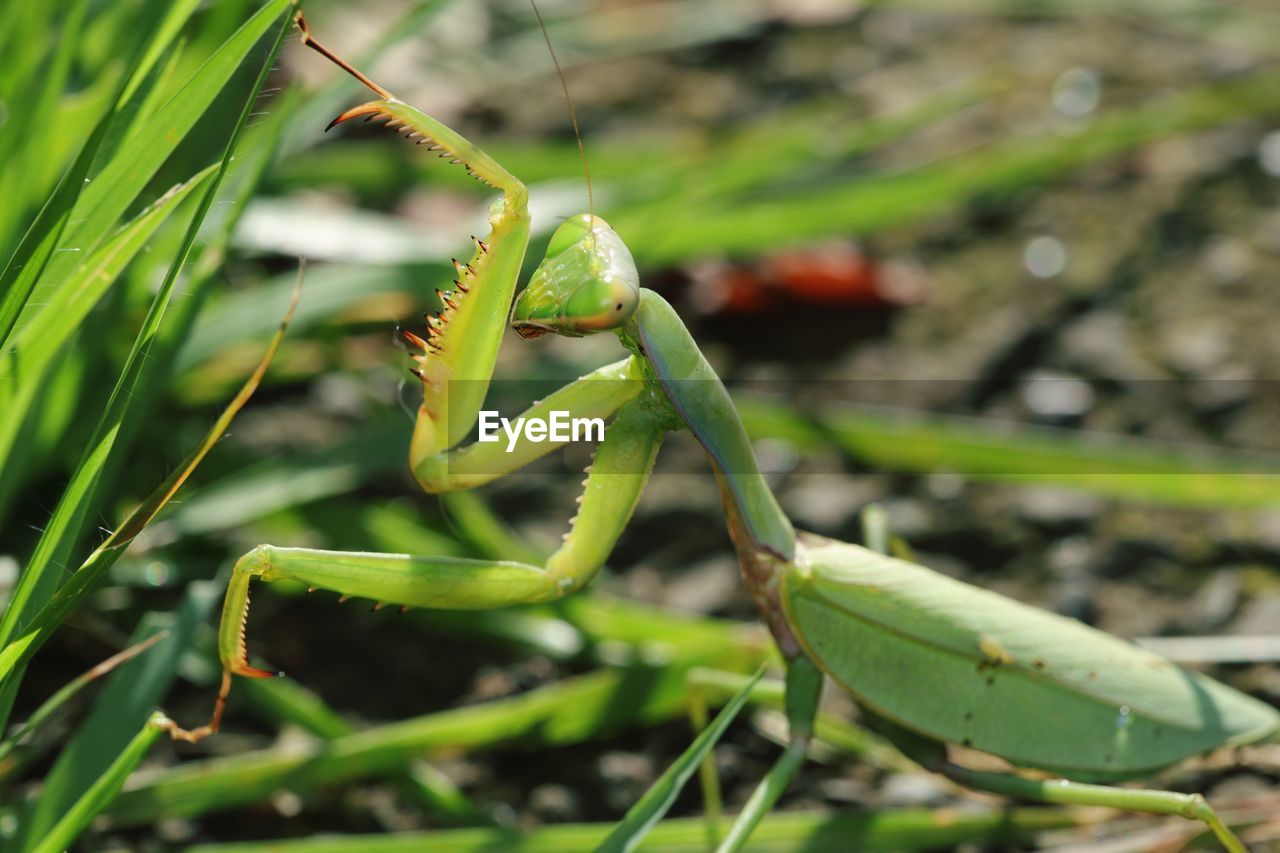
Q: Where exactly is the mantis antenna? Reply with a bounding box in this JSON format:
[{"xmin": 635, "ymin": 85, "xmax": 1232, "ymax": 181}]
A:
[{"xmin": 529, "ymin": 0, "xmax": 595, "ymax": 221}]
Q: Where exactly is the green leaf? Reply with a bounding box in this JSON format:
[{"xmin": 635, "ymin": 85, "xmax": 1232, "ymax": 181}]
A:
[
  {"xmin": 0, "ymin": 166, "xmax": 216, "ymax": 508},
  {"xmin": 176, "ymin": 806, "xmax": 1084, "ymax": 852},
  {"xmin": 0, "ymin": 0, "xmax": 94, "ymax": 343},
  {"xmin": 612, "ymin": 71, "xmax": 1280, "ymax": 262},
  {"xmin": 26, "ymin": 0, "xmax": 294, "ymax": 328},
  {"xmin": 0, "ymin": 633, "xmax": 167, "ymax": 784},
  {"xmin": 0, "ymin": 0, "xmax": 89, "ymax": 248},
  {"xmin": 738, "ymin": 398, "xmax": 1280, "ymax": 509},
  {"xmin": 0, "ymin": 272, "xmax": 301, "ymax": 693},
  {"xmin": 20, "ymin": 585, "xmax": 221, "ymax": 847},
  {"xmin": 598, "ymin": 666, "xmax": 765, "ymax": 853},
  {"xmin": 108, "ymin": 655, "xmax": 760, "ymax": 827},
  {"xmin": 26, "ymin": 713, "xmax": 167, "ymax": 853},
  {"xmin": 0, "ymin": 0, "xmax": 295, "ymax": 673}
]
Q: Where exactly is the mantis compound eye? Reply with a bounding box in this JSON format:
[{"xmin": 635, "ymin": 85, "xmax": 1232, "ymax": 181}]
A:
[
  {"xmin": 511, "ymin": 214, "xmax": 639, "ymax": 337},
  {"xmin": 563, "ymin": 275, "xmax": 639, "ymax": 332}
]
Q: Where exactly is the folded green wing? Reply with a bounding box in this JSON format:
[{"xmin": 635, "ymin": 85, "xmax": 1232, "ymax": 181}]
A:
[{"xmin": 783, "ymin": 537, "xmax": 1278, "ymax": 779}]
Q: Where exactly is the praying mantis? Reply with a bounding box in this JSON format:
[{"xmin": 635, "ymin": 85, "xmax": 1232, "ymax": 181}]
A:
[{"xmin": 163, "ymin": 10, "xmax": 1279, "ymax": 851}]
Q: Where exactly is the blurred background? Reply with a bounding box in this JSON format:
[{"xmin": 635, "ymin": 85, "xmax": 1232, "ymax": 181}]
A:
[{"xmin": 3, "ymin": 0, "xmax": 1280, "ymax": 849}]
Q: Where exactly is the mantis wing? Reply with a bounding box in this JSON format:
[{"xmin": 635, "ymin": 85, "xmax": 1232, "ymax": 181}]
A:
[{"xmin": 782, "ymin": 535, "xmax": 1278, "ymax": 780}]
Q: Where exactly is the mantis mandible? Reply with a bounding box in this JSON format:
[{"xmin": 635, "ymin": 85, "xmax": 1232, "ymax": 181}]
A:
[{"xmin": 164, "ymin": 11, "xmax": 1279, "ymax": 851}]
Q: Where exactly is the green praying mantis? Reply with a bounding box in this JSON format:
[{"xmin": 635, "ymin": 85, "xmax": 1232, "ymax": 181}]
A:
[{"xmin": 163, "ymin": 11, "xmax": 1279, "ymax": 851}]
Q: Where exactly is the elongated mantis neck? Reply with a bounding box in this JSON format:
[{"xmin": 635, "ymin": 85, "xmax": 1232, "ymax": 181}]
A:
[
  {"xmin": 623, "ymin": 290, "xmax": 800, "ymax": 656},
  {"xmin": 624, "ymin": 290, "xmax": 796, "ymax": 562}
]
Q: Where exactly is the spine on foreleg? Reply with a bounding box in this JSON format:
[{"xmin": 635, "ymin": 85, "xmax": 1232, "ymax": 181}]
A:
[{"xmin": 410, "ymin": 200, "xmax": 531, "ymax": 463}]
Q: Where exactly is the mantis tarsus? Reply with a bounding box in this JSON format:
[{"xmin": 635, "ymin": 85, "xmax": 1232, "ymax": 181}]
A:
[{"xmin": 164, "ymin": 11, "xmax": 1279, "ymax": 851}]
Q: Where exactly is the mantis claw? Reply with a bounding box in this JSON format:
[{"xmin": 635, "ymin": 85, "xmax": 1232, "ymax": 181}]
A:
[
  {"xmin": 231, "ymin": 662, "xmax": 278, "ymax": 679},
  {"xmin": 325, "ymin": 101, "xmax": 389, "ymax": 132}
]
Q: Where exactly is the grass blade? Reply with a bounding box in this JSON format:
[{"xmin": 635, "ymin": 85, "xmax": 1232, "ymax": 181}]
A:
[
  {"xmin": 27, "ymin": 0, "xmax": 293, "ymax": 324},
  {"xmin": 0, "ymin": 0, "xmax": 192, "ymax": 345},
  {"xmin": 0, "ymin": 166, "xmax": 216, "ymax": 513},
  {"xmin": 738, "ymin": 398, "xmax": 1280, "ymax": 508},
  {"xmin": 0, "ymin": 273, "xmax": 301, "ymax": 691},
  {"xmin": 177, "ymin": 806, "xmax": 1085, "ymax": 852},
  {"xmin": 613, "ymin": 71, "xmax": 1280, "ymax": 261},
  {"xmin": 0, "ymin": 633, "xmax": 167, "ymax": 783},
  {"xmin": 0, "ymin": 0, "xmax": 89, "ymax": 249},
  {"xmin": 108, "ymin": 655, "xmax": 760, "ymax": 827},
  {"xmin": 27, "ymin": 712, "xmax": 168, "ymax": 853},
  {"xmin": 239, "ymin": 674, "xmax": 492, "ymax": 825},
  {"xmin": 0, "ymin": 3, "xmax": 96, "ymax": 344},
  {"xmin": 21, "ymin": 585, "xmax": 221, "ymax": 847},
  {"xmin": 598, "ymin": 666, "xmax": 765, "ymax": 853},
  {"xmin": 0, "ymin": 0, "xmax": 295, "ymax": 675}
]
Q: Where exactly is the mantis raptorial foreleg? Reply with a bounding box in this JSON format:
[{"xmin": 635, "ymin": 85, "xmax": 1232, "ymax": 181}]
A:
[
  {"xmin": 296, "ymin": 11, "xmax": 531, "ymax": 463},
  {"xmin": 413, "ymin": 356, "xmax": 642, "ymax": 492},
  {"xmin": 165, "ymin": 394, "xmax": 664, "ymax": 742}
]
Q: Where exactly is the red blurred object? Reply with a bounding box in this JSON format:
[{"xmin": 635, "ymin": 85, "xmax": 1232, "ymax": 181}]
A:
[{"xmin": 690, "ymin": 243, "xmax": 924, "ymax": 315}]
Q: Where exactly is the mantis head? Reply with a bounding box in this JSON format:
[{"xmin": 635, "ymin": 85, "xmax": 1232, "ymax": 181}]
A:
[{"xmin": 510, "ymin": 214, "xmax": 640, "ymax": 338}]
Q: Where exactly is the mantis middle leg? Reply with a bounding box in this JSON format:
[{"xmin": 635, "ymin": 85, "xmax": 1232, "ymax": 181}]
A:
[{"xmin": 714, "ymin": 656, "xmax": 823, "ymax": 852}]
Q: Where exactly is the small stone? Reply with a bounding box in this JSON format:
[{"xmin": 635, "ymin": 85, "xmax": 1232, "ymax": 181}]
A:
[
  {"xmin": 1251, "ymin": 510, "xmax": 1280, "ymax": 553},
  {"xmin": 784, "ymin": 475, "xmax": 881, "ymax": 530},
  {"xmin": 1047, "ymin": 535, "xmax": 1093, "ymax": 576},
  {"xmin": 661, "ymin": 556, "xmax": 740, "ymax": 614},
  {"xmin": 1188, "ymin": 569, "xmax": 1241, "ymax": 631},
  {"xmin": 879, "ymin": 497, "xmax": 933, "ymax": 540},
  {"xmin": 1187, "ymin": 366, "xmax": 1253, "ymax": 414},
  {"xmin": 598, "ymin": 751, "xmax": 656, "ymax": 812},
  {"xmin": 1047, "ymin": 535, "xmax": 1097, "ymax": 623},
  {"xmin": 815, "ymin": 777, "xmax": 869, "ymax": 804},
  {"xmin": 1023, "ymin": 235, "xmax": 1067, "ymax": 279},
  {"xmin": 271, "ymin": 790, "xmax": 303, "ymax": 818},
  {"xmin": 1018, "ymin": 488, "xmax": 1104, "ymax": 530},
  {"xmin": 1021, "ymin": 370, "xmax": 1095, "ymax": 420},
  {"xmin": 529, "ymin": 783, "xmax": 582, "ymax": 822},
  {"xmin": 1057, "ymin": 311, "xmax": 1159, "ymax": 379},
  {"xmin": 1258, "ymin": 130, "xmax": 1280, "ymax": 177},
  {"xmin": 878, "ymin": 772, "xmax": 950, "ymax": 807},
  {"xmin": 1202, "ymin": 237, "xmax": 1254, "ymax": 284},
  {"xmin": 1229, "ymin": 595, "xmax": 1280, "ymax": 637},
  {"xmin": 156, "ymin": 818, "xmax": 197, "ymax": 843},
  {"xmin": 1051, "ymin": 68, "xmax": 1101, "ymax": 118},
  {"xmin": 924, "ymin": 471, "xmax": 966, "ymax": 501},
  {"xmin": 1158, "ymin": 317, "xmax": 1232, "ymax": 377}
]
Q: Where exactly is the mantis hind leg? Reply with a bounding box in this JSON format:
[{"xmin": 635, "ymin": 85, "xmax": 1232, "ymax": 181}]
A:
[{"xmin": 941, "ymin": 763, "xmax": 1246, "ymax": 852}]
